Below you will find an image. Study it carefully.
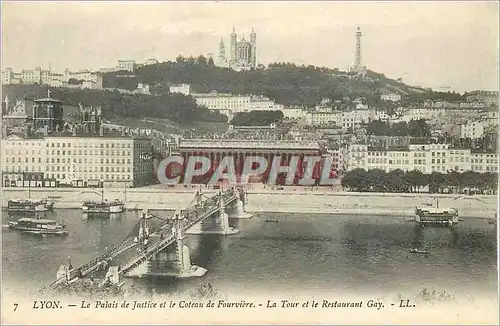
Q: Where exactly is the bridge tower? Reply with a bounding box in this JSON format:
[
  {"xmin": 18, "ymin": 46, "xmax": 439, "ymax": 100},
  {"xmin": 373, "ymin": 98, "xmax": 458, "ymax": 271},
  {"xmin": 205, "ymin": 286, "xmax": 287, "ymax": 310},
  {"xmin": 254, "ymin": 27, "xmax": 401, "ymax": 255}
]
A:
[
  {"xmin": 228, "ymin": 188, "xmax": 252, "ymax": 219},
  {"xmin": 186, "ymin": 191, "xmax": 239, "ymax": 235},
  {"xmin": 147, "ymin": 209, "xmax": 207, "ymax": 278}
]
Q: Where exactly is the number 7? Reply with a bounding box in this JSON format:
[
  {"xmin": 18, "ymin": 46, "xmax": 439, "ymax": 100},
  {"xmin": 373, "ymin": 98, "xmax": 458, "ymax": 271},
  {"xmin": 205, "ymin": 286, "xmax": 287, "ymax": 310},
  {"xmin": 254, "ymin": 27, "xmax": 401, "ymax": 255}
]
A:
[{"xmin": 14, "ymin": 303, "xmax": 18, "ymax": 311}]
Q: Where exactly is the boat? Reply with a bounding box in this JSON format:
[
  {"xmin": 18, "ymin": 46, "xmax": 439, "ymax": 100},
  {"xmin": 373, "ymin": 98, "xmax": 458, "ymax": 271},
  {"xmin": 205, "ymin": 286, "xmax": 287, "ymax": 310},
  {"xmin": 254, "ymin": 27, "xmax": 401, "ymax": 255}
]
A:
[
  {"xmin": 8, "ymin": 217, "xmax": 68, "ymax": 235},
  {"xmin": 40, "ymin": 199, "xmax": 55, "ymax": 211},
  {"xmin": 6, "ymin": 182, "xmax": 55, "ymax": 212},
  {"xmin": 82, "ymin": 189, "xmax": 125, "ymax": 214},
  {"xmin": 82, "ymin": 199, "xmax": 125, "ymax": 214},
  {"xmin": 409, "ymin": 248, "xmax": 429, "ymax": 254},
  {"xmin": 264, "ymin": 217, "xmax": 279, "ymax": 223},
  {"xmin": 414, "ymin": 199, "xmax": 458, "ymax": 226},
  {"xmin": 7, "ymin": 199, "xmax": 48, "ymax": 212}
]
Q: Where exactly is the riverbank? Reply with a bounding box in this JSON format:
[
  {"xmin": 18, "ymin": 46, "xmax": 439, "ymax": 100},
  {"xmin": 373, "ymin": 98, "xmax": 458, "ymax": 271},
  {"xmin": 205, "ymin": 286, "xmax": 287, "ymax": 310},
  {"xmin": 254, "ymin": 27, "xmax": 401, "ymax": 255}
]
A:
[{"xmin": 1, "ymin": 186, "xmax": 497, "ymax": 218}]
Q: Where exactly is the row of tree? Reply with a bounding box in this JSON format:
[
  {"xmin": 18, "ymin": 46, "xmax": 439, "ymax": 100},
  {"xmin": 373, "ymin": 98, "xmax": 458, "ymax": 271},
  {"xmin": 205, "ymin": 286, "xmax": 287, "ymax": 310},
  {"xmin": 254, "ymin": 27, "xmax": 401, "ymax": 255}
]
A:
[
  {"xmin": 341, "ymin": 168, "xmax": 498, "ymax": 194},
  {"xmin": 230, "ymin": 110, "xmax": 284, "ymax": 126},
  {"xmin": 2, "ymin": 84, "xmax": 227, "ymax": 125},
  {"xmin": 366, "ymin": 119, "xmax": 432, "ymax": 138}
]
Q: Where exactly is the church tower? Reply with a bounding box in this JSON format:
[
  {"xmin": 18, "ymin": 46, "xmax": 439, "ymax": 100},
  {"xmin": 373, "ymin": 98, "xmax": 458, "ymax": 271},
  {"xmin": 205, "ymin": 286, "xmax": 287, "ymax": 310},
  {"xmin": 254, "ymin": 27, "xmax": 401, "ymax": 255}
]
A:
[
  {"xmin": 230, "ymin": 28, "xmax": 237, "ymax": 65},
  {"xmin": 250, "ymin": 28, "xmax": 257, "ymax": 68},
  {"xmin": 218, "ymin": 37, "xmax": 227, "ymax": 67}
]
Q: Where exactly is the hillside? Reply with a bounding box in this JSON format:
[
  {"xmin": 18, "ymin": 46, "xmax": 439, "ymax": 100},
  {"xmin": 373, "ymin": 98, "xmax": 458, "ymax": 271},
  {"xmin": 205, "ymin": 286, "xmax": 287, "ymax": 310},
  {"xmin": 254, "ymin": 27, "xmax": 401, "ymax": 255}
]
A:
[
  {"xmin": 2, "ymin": 84, "xmax": 228, "ymax": 127},
  {"xmin": 103, "ymin": 57, "xmax": 438, "ymax": 107}
]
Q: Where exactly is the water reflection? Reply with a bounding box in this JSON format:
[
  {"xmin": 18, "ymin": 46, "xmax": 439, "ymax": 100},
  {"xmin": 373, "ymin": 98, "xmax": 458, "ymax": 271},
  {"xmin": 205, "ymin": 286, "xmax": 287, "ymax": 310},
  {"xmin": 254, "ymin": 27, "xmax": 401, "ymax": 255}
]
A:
[
  {"xmin": 2, "ymin": 210, "xmax": 497, "ymax": 298},
  {"xmin": 82, "ymin": 212, "xmax": 123, "ymax": 221}
]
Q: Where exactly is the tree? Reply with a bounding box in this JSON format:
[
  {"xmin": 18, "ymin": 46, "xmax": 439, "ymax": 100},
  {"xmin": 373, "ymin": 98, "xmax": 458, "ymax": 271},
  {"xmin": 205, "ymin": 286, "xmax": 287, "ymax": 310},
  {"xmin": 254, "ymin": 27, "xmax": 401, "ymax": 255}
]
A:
[
  {"xmin": 405, "ymin": 170, "xmax": 426, "ymax": 193},
  {"xmin": 366, "ymin": 120, "xmax": 390, "ymax": 136},
  {"xmin": 68, "ymin": 78, "xmax": 83, "ymax": 85},
  {"xmin": 446, "ymin": 171, "xmax": 461, "ymax": 193},
  {"xmin": 428, "ymin": 172, "xmax": 446, "ymax": 193},
  {"xmin": 3, "ymin": 84, "xmax": 227, "ymax": 125},
  {"xmin": 99, "ymin": 59, "xmax": 419, "ymax": 108},
  {"xmin": 365, "ymin": 168, "xmax": 387, "ymax": 192},
  {"xmin": 341, "ymin": 168, "xmax": 369, "ymax": 192},
  {"xmin": 385, "ymin": 169, "xmax": 409, "ymax": 193},
  {"xmin": 230, "ymin": 111, "xmax": 284, "ymax": 126},
  {"xmin": 459, "ymin": 171, "xmax": 478, "ymax": 191},
  {"xmin": 409, "ymin": 119, "xmax": 431, "ymax": 138}
]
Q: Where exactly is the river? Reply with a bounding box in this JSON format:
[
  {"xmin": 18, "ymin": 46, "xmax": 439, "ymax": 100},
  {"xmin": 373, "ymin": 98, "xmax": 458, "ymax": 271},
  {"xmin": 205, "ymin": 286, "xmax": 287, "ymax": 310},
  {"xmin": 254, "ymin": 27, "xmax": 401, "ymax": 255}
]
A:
[{"xmin": 1, "ymin": 209, "xmax": 497, "ymax": 300}]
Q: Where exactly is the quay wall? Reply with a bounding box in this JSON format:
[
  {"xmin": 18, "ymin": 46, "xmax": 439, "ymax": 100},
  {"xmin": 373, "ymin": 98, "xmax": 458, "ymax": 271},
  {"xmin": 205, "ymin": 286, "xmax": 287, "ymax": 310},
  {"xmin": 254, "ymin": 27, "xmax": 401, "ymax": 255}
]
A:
[{"xmin": 1, "ymin": 187, "xmax": 497, "ymax": 218}]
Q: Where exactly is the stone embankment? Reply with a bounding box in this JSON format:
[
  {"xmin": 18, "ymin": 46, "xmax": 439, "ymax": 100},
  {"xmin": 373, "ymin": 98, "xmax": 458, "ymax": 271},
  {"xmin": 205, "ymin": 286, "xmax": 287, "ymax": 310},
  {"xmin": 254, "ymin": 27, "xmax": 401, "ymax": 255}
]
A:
[{"xmin": 1, "ymin": 186, "xmax": 497, "ymax": 218}]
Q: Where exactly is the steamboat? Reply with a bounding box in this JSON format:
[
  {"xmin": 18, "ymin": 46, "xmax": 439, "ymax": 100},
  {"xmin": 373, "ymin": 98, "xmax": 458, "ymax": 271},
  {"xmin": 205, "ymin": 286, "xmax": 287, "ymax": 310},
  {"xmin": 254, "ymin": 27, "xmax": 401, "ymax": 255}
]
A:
[
  {"xmin": 82, "ymin": 190, "xmax": 125, "ymax": 214},
  {"xmin": 7, "ymin": 185, "xmax": 55, "ymax": 212},
  {"xmin": 7, "ymin": 199, "xmax": 53, "ymax": 213},
  {"xmin": 8, "ymin": 217, "xmax": 68, "ymax": 235},
  {"xmin": 414, "ymin": 200, "xmax": 458, "ymax": 226},
  {"xmin": 82, "ymin": 199, "xmax": 125, "ymax": 214}
]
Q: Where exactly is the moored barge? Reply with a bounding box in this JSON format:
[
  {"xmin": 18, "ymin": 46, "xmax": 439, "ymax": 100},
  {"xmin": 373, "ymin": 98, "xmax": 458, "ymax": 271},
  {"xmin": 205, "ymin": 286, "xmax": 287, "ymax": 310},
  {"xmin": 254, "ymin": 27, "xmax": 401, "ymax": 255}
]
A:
[
  {"xmin": 8, "ymin": 217, "xmax": 69, "ymax": 235},
  {"xmin": 414, "ymin": 206, "xmax": 459, "ymax": 226},
  {"xmin": 82, "ymin": 199, "xmax": 125, "ymax": 214}
]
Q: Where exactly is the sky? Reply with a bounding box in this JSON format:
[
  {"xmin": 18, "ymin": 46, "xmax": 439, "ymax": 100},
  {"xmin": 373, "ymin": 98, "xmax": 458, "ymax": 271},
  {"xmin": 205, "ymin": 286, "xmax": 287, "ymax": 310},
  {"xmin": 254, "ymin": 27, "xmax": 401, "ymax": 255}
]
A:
[{"xmin": 2, "ymin": 1, "xmax": 499, "ymax": 93}]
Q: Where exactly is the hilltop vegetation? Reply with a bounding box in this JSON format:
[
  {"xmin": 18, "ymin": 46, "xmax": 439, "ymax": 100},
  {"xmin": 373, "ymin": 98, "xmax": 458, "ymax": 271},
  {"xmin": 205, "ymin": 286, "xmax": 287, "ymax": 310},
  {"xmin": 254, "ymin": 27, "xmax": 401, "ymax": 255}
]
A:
[
  {"xmin": 2, "ymin": 84, "xmax": 227, "ymax": 125},
  {"xmin": 104, "ymin": 56, "xmax": 436, "ymax": 107}
]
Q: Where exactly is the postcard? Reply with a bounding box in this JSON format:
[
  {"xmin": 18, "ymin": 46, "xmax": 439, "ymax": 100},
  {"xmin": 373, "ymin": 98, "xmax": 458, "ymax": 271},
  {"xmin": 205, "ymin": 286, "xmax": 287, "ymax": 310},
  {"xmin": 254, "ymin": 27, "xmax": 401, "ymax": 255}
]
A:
[{"xmin": 1, "ymin": 1, "xmax": 498, "ymax": 324}]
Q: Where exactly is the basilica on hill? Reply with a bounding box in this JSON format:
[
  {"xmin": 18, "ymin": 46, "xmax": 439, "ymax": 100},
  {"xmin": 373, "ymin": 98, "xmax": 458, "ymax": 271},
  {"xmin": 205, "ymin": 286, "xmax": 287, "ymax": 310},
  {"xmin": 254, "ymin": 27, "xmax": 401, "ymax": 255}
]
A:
[{"xmin": 218, "ymin": 28, "xmax": 257, "ymax": 71}]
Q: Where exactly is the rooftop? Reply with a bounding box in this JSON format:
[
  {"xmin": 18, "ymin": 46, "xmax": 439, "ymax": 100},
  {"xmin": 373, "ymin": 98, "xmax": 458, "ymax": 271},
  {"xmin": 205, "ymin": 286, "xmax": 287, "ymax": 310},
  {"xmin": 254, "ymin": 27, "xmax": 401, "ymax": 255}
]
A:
[
  {"xmin": 34, "ymin": 97, "xmax": 63, "ymax": 103},
  {"xmin": 179, "ymin": 139, "xmax": 320, "ymax": 150}
]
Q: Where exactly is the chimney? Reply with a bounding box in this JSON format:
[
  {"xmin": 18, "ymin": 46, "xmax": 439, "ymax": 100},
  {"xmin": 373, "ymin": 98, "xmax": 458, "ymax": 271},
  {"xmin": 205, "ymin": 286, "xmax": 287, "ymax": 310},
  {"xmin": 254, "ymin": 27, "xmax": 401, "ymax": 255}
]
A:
[{"xmin": 99, "ymin": 125, "xmax": 104, "ymax": 137}]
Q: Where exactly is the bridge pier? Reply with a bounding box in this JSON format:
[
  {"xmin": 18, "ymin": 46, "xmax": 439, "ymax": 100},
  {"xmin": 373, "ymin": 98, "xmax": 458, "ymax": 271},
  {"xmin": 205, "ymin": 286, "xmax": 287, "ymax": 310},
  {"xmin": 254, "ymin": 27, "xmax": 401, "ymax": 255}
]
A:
[
  {"xmin": 100, "ymin": 266, "xmax": 122, "ymax": 286},
  {"xmin": 127, "ymin": 209, "xmax": 207, "ymax": 278},
  {"xmin": 186, "ymin": 192, "xmax": 239, "ymax": 235},
  {"xmin": 227, "ymin": 197, "xmax": 252, "ymax": 219},
  {"xmin": 56, "ymin": 264, "xmax": 70, "ymax": 282}
]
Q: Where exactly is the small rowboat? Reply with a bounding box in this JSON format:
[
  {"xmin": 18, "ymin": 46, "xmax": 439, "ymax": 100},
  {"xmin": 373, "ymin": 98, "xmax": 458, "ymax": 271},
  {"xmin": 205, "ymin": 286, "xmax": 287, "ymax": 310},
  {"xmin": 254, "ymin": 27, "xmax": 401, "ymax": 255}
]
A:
[{"xmin": 409, "ymin": 248, "xmax": 428, "ymax": 254}]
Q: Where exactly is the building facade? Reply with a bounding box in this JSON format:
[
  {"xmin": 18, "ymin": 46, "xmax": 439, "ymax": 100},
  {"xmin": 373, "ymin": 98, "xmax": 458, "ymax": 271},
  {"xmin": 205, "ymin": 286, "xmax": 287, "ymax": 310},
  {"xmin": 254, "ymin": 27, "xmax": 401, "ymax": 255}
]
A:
[
  {"xmin": 1, "ymin": 133, "xmax": 153, "ymax": 188},
  {"xmin": 345, "ymin": 142, "xmax": 497, "ymax": 174},
  {"xmin": 191, "ymin": 91, "xmax": 282, "ymax": 120},
  {"xmin": 176, "ymin": 139, "xmax": 327, "ymax": 185},
  {"xmin": 381, "ymin": 93, "xmax": 402, "ymax": 102},
  {"xmin": 2, "ymin": 67, "xmax": 103, "ymax": 89},
  {"xmin": 169, "ymin": 84, "xmax": 191, "ymax": 96}
]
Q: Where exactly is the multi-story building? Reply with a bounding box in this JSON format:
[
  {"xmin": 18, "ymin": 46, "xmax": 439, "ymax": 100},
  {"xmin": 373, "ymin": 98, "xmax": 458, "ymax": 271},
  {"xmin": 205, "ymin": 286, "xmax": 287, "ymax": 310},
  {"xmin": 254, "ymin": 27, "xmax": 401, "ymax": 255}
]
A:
[
  {"xmin": 169, "ymin": 84, "xmax": 191, "ymax": 95},
  {"xmin": 346, "ymin": 141, "xmax": 497, "ymax": 174},
  {"xmin": 64, "ymin": 69, "xmax": 103, "ymax": 89},
  {"xmin": 346, "ymin": 144, "xmax": 367, "ymax": 171},
  {"xmin": 282, "ymin": 108, "xmax": 306, "ymax": 120},
  {"xmin": 1, "ymin": 132, "xmax": 153, "ymax": 188},
  {"xmin": 380, "ymin": 93, "xmax": 401, "ymax": 102},
  {"xmin": 2, "ymin": 67, "xmax": 102, "ymax": 89},
  {"xmin": 459, "ymin": 120, "xmax": 486, "ymax": 139},
  {"xmin": 470, "ymin": 151, "xmax": 499, "ymax": 173},
  {"xmin": 465, "ymin": 90, "xmax": 498, "ymax": 105},
  {"xmin": 306, "ymin": 112, "xmax": 342, "ymax": 127},
  {"xmin": 145, "ymin": 59, "xmax": 159, "ymax": 66},
  {"xmin": 117, "ymin": 60, "xmax": 136, "ymax": 72},
  {"xmin": 191, "ymin": 91, "xmax": 282, "ymax": 120},
  {"xmin": 342, "ymin": 109, "xmax": 375, "ymax": 129},
  {"xmin": 447, "ymin": 148, "xmax": 472, "ymax": 172}
]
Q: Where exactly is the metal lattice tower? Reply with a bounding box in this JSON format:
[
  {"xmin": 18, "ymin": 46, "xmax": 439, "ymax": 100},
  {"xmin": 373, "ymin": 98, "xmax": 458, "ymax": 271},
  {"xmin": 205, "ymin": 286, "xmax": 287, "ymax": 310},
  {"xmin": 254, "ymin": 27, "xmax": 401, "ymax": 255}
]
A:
[{"xmin": 355, "ymin": 26, "xmax": 362, "ymax": 70}]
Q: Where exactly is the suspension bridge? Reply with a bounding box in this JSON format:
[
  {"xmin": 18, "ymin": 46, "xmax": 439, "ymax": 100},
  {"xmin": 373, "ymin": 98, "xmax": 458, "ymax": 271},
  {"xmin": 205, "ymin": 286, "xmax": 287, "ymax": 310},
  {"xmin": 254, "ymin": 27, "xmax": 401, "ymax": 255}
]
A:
[{"xmin": 39, "ymin": 187, "xmax": 250, "ymax": 292}]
